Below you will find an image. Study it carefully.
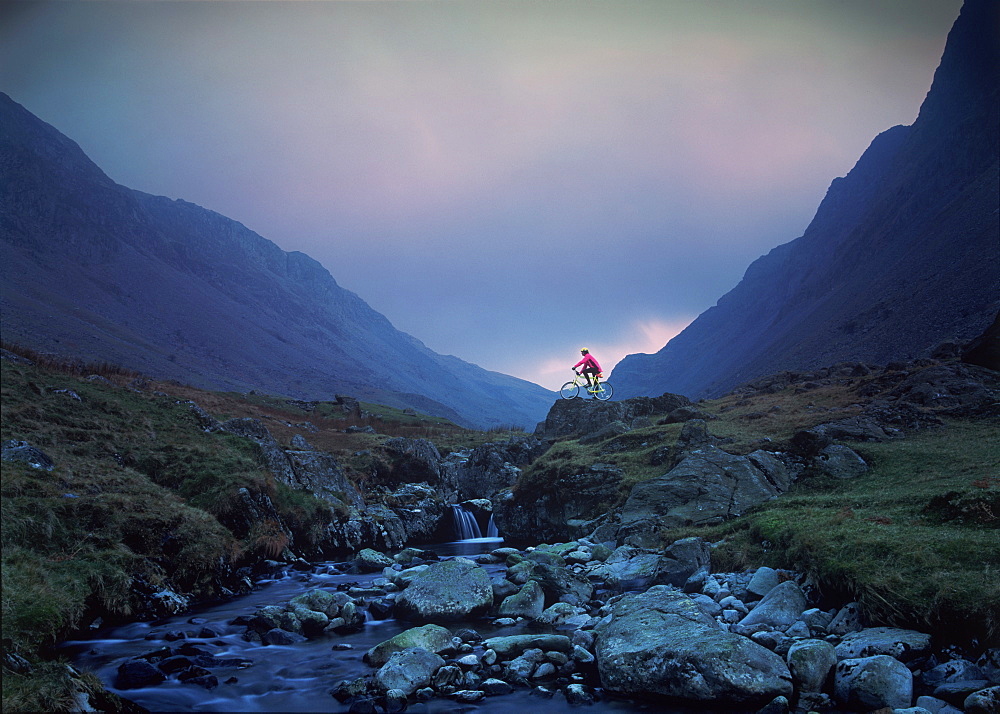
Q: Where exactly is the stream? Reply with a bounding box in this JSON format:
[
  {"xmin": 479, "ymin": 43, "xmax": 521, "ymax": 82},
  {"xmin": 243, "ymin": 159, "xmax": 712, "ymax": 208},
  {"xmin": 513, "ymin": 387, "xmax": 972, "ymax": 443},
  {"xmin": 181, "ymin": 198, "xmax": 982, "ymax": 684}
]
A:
[{"xmin": 61, "ymin": 537, "xmax": 708, "ymax": 713}]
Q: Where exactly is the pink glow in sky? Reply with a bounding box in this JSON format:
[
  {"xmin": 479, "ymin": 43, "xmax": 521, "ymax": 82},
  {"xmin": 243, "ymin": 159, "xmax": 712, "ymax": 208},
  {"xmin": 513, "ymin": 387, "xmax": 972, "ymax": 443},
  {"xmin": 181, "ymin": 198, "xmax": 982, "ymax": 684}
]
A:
[
  {"xmin": 530, "ymin": 317, "xmax": 694, "ymax": 391},
  {"xmin": 0, "ymin": 0, "xmax": 963, "ymax": 389}
]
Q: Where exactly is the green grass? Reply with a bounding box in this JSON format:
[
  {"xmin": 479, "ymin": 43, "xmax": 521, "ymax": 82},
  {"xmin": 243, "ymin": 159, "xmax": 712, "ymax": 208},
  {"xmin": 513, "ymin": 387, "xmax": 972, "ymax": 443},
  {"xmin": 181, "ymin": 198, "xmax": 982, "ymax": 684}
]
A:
[
  {"xmin": 729, "ymin": 416, "xmax": 999, "ymax": 642},
  {"xmin": 513, "ymin": 375, "xmax": 999, "ymax": 643},
  {"xmin": 0, "ymin": 355, "xmax": 356, "ymax": 709},
  {"xmin": 743, "ymin": 421, "xmax": 999, "ymax": 640},
  {"xmin": 0, "ymin": 346, "xmax": 521, "ymax": 712}
]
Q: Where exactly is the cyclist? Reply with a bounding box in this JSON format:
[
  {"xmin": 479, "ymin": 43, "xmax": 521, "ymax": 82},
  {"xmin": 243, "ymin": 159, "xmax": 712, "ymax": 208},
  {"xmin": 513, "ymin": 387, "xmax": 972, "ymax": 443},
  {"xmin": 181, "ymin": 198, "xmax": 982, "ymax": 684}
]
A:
[{"xmin": 572, "ymin": 348, "xmax": 603, "ymax": 391}]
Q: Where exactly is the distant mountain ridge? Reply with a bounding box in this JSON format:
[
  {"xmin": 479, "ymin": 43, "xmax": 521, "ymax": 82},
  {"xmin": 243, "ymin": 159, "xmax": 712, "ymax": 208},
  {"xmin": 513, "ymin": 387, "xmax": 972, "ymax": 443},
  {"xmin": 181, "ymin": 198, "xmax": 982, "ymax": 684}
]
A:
[
  {"xmin": 612, "ymin": 0, "xmax": 1000, "ymax": 400},
  {"xmin": 0, "ymin": 93, "xmax": 554, "ymax": 429}
]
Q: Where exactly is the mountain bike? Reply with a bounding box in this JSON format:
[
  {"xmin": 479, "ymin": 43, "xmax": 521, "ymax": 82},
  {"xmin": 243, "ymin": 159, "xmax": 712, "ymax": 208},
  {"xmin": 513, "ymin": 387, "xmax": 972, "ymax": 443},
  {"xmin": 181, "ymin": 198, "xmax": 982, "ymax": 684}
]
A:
[{"xmin": 560, "ymin": 371, "xmax": 614, "ymax": 401}]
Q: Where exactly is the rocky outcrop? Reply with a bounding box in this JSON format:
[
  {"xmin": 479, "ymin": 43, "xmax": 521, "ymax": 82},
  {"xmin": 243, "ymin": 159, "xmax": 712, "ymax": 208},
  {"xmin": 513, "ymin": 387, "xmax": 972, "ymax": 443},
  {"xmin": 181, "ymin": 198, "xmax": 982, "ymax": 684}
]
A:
[
  {"xmin": 492, "ymin": 463, "xmax": 624, "ymax": 543},
  {"xmin": 536, "ymin": 393, "xmax": 691, "ymax": 439},
  {"xmin": 616, "ymin": 445, "xmax": 794, "ymax": 546},
  {"xmin": 962, "ymin": 309, "xmax": 1000, "ymax": 370},
  {"xmin": 886, "ymin": 363, "xmax": 1000, "ymax": 418},
  {"xmin": 1, "ymin": 439, "xmax": 55, "ymax": 471},
  {"xmin": 450, "ymin": 436, "xmax": 549, "ymax": 500}
]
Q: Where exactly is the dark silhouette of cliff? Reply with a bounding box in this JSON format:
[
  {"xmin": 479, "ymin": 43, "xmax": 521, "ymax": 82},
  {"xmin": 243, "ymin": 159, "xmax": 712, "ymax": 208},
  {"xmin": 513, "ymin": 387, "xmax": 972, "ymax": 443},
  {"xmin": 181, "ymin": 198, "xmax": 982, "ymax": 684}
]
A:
[{"xmin": 612, "ymin": 0, "xmax": 999, "ymax": 400}]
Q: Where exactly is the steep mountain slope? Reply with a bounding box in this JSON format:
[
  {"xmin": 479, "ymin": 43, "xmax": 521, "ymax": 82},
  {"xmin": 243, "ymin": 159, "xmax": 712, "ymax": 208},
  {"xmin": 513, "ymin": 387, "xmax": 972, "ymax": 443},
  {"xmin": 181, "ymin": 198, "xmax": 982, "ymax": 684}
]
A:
[
  {"xmin": 0, "ymin": 94, "xmax": 554, "ymax": 429},
  {"xmin": 612, "ymin": 0, "xmax": 999, "ymax": 400}
]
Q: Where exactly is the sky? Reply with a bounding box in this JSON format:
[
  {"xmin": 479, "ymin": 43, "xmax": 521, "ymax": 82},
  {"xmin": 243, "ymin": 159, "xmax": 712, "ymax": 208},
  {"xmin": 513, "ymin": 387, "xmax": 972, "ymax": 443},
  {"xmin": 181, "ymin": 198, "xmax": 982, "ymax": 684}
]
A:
[{"xmin": 0, "ymin": 0, "xmax": 963, "ymax": 390}]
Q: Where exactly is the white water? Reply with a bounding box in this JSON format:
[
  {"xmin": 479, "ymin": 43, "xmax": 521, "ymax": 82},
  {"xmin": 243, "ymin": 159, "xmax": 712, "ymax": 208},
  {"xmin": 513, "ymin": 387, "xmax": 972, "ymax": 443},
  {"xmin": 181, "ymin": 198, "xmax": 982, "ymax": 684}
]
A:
[{"xmin": 450, "ymin": 503, "xmax": 483, "ymax": 539}]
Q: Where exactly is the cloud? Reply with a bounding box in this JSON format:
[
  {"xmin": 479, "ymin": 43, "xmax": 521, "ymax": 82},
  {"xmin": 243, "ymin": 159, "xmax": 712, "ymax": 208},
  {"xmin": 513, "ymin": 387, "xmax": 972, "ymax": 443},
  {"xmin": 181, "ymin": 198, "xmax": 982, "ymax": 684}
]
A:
[{"xmin": 524, "ymin": 316, "xmax": 693, "ymax": 391}]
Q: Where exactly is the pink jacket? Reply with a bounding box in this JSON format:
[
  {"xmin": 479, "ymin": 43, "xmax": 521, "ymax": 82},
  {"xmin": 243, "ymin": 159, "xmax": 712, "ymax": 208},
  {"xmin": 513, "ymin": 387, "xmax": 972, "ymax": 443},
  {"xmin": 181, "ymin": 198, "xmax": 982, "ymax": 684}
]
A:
[{"xmin": 573, "ymin": 354, "xmax": 602, "ymax": 372}]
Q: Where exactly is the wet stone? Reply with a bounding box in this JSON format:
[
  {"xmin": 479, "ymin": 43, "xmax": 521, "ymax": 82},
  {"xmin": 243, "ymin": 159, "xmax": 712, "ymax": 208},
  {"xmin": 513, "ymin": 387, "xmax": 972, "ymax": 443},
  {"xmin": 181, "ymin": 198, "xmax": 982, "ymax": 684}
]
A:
[
  {"xmin": 116, "ymin": 659, "xmax": 166, "ymax": 689},
  {"xmin": 262, "ymin": 628, "xmax": 307, "ymax": 646},
  {"xmin": 453, "ymin": 690, "xmax": 485, "ymax": 703},
  {"xmin": 481, "ymin": 678, "xmax": 513, "ymax": 696},
  {"xmin": 156, "ymin": 655, "xmax": 194, "ymax": 674}
]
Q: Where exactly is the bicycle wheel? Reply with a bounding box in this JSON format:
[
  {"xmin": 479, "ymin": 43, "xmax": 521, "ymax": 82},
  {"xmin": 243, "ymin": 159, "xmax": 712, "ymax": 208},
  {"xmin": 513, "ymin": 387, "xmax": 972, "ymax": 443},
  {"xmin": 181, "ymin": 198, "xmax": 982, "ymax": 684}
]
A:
[
  {"xmin": 559, "ymin": 381, "xmax": 580, "ymax": 399},
  {"xmin": 593, "ymin": 381, "xmax": 614, "ymax": 401}
]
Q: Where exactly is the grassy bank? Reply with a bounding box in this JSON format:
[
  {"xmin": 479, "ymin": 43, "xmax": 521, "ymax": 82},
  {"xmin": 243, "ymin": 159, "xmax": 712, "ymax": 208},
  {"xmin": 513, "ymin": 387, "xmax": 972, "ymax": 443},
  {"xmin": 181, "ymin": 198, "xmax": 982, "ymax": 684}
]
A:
[
  {"xmin": 0, "ymin": 346, "xmax": 490, "ymax": 711},
  {"xmin": 517, "ymin": 374, "xmax": 999, "ymax": 643}
]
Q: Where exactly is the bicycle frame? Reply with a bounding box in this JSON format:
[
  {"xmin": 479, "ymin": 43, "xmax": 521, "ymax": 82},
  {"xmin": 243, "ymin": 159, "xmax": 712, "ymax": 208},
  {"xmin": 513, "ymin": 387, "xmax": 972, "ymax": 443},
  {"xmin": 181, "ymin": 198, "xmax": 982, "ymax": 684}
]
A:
[{"xmin": 560, "ymin": 371, "xmax": 613, "ymax": 401}]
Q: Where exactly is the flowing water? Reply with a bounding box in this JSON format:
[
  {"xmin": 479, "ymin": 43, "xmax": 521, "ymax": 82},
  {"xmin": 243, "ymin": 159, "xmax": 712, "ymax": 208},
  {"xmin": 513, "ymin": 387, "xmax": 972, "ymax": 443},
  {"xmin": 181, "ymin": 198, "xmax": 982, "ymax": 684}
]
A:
[{"xmin": 61, "ymin": 538, "xmax": 712, "ymax": 713}]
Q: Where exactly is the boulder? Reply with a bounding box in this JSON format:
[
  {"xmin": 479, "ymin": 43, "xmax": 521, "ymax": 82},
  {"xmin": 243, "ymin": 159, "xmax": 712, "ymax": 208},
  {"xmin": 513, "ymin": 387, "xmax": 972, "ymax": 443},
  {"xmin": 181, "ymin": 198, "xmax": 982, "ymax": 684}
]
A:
[
  {"xmin": 934, "ymin": 680, "xmax": 993, "ymax": 706},
  {"xmin": 787, "ymin": 639, "xmax": 837, "ymax": 693},
  {"xmin": 262, "ymin": 628, "xmax": 306, "ymax": 646},
  {"xmin": 922, "ymin": 659, "xmax": 987, "ymax": 690},
  {"xmin": 737, "ymin": 581, "xmax": 808, "ymax": 630},
  {"xmin": 483, "ymin": 634, "xmax": 572, "ymax": 660},
  {"xmin": 828, "ymin": 602, "xmax": 864, "ymax": 635},
  {"xmin": 747, "ymin": 451, "xmax": 800, "ymax": 492},
  {"xmin": 815, "ymin": 444, "xmax": 869, "ymax": 479},
  {"xmin": 375, "ymin": 647, "xmax": 446, "ymax": 695},
  {"xmin": 594, "ymin": 586, "xmax": 792, "ymax": 705},
  {"xmin": 453, "ymin": 436, "xmax": 547, "ymax": 500},
  {"xmin": 834, "ymin": 627, "xmax": 932, "ymax": 661},
  {"xmin": 915, "ymin": 694, "xmax": 964, "ymax": 714},
  {"xmin": 354, "ymin": 549, "xmax": 394, "ymax": 573},
  {"xmin": 834, "ymin": 655, "xmax": 913, "ymax": 710},
  {"xmin": 365, "ymin": 624, "xmax": 454, "ymax": 667},
  {"xmin": 589, "ymin": 546, "xmax": 663, "ymax": 591},
  {"xmin": 395, "ymin": 560, "xmax": 493, "ymax": 622},
  {"xmin": 965, "ymin": 686, "xmax": 1000, "ymax": 714},
  {"xmin": 977, "ymin": 649, "xmax": 1000, "ymax": 684},
  {"xmin": 527, "ymin": 562, "xmax": 594, "ymax": 607},
  {"xmin": 288, "ymin": 589, "xmax": 339, "ymax": 618},
  {"xmin": 658, "ymin": 537, "xmax": 712, "ymax": 587},
  {"xmin": 116, "ymin": 659, "xmax": 166, "ymax": 689},
  {"xmin": 498, "ymin": 580, "xmax": 546, "ymax": 620},
  {"xmin": 747, "ymin": 567, "xmax": 781, "ymax": 598}
]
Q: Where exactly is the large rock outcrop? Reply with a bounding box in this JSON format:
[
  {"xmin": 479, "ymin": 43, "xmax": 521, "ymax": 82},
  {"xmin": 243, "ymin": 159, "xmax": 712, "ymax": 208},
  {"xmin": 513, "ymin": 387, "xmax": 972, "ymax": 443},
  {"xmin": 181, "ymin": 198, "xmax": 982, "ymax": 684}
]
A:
[
  {"xmin": 616, "ymin": 445, "xmax": 795, "ymax": 547},
  {"xmin": 536, "ymin": 393, "xmax": 691, "ymax": 439}
]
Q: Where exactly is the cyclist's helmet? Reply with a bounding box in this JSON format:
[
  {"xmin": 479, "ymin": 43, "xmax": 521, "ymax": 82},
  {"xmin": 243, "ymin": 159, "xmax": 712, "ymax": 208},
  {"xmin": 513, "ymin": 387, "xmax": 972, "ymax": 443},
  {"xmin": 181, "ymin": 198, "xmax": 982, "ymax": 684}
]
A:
[{"xmin": 580, "ymin": 348, "xmax": 589, "ymax": 354}]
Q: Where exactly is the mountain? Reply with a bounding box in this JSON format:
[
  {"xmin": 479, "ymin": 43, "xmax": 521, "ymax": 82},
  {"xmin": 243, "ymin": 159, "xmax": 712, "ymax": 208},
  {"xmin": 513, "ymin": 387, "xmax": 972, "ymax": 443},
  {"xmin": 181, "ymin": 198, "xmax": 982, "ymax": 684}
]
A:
[
  {"xmin": 612, "ymin": 0, "xmax": 1000, "ymax": 400},
  {"xmin": 0, "ymin": 94, "xmax": 554, "ymax": 429}
]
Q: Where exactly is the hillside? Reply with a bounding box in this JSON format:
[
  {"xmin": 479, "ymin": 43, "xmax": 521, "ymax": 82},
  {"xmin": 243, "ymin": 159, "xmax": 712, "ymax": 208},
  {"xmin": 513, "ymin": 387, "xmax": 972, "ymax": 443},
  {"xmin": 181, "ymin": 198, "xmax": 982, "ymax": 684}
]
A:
[
  {"xmin": 612, "ymin": 0, "xmax": 1000, "ymax": 400},
  {"xmin": 0, "ymin": 94, "xmax": 553, "ymax": 430}
]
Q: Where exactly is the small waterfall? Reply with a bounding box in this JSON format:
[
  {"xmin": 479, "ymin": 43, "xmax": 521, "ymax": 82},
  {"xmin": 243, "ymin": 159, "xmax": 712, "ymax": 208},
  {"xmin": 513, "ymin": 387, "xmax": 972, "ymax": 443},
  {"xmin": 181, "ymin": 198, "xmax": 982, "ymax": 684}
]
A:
[
  {"xmin": 485, "ymin": 514, "xmax": 499, "ymax": 538},
  {"xmin": 450, "ymin": 504, "xmax": 483, "ymax": 540}
]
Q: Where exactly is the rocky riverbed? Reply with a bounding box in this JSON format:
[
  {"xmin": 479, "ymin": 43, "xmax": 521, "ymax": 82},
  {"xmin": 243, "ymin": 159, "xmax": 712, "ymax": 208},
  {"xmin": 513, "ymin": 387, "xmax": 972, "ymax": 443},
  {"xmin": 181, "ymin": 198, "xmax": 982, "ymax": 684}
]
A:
[{"xmin": 64, "ymin": 537, "xmax": 1000, "ymax": 714}]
